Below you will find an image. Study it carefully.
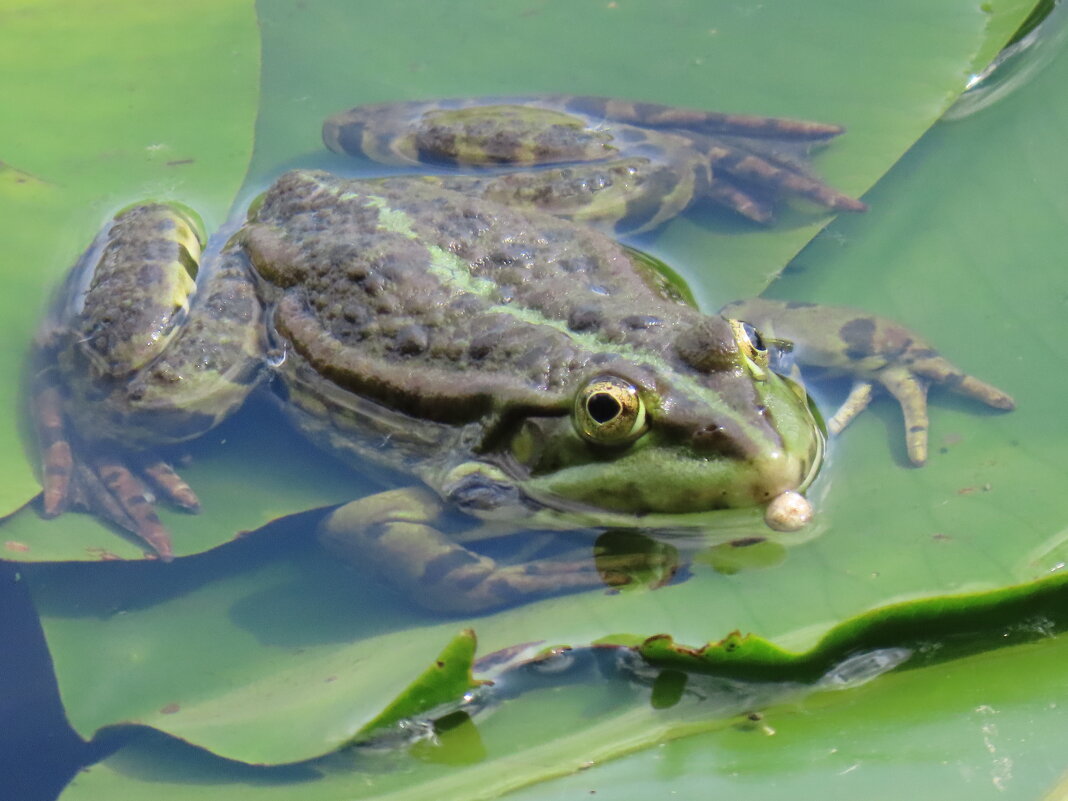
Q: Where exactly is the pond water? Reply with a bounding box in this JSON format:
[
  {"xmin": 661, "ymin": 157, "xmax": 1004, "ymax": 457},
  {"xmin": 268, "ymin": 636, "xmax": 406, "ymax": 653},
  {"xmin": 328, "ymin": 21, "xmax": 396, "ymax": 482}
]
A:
[{"xmin": 4, "ymin": 1, "xmax": 1068, "ymax": 799}]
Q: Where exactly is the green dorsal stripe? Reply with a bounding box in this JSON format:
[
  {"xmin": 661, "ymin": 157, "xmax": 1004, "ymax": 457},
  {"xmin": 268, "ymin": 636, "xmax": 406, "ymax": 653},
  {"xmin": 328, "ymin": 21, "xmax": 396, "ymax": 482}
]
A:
[{"xmin": 303, "ymin": 172, "xmax": 780, "ymax": 448}]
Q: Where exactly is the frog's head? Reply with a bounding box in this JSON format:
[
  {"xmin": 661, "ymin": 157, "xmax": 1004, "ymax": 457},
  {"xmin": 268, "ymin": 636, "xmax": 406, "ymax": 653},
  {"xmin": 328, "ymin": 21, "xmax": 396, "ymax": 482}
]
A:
[{"xmin": 497, "ymin": 315, "xmax": 825, "ymax": 531}]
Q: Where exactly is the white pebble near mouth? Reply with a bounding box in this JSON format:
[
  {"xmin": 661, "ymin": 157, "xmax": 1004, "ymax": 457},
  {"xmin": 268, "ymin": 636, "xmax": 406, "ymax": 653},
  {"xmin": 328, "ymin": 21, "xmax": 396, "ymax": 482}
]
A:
[{"xmin": 763, "ymin": 490, "xmax": 813, "ymax": 532}]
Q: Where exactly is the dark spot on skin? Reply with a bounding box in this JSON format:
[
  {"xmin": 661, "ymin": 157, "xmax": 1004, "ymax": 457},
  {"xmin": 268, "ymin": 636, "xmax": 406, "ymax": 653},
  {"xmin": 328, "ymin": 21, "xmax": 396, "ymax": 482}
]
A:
[
  {"xmin": 394, "ymin": 324, "xmax": 429, "ymax": 355},
  {"xmin": 160, "ymin": 703, "xmax": 181, "ymax": 714},
  {"xmin": 468, "ymin": 335, "xmax": 496, "ymax": 360},
  {"xmin": 436, "ymin": 661, "xmax": 445, "ymax": 668},
  {"xmin": 620, "ymin": 314, "xmax": 661, "ymax": 330},
  {"xmin": 568, "ymin": 305, "xmax": 602, "ymax": 332},
  {"xmin": 839, "ymin": 317, "xmax": 877, "ymax": 360},
  {"xmin": 785, "ymin": 301, "xmax": 818, "ymax": 309},
  {"xmin": 331, "ymin": 118, "xmax": 370, "ymax": 156},
  {"xmin": 165, "ymin": 159, "xmax": 194, "ymax": 167},
  {"xmin": 177, "ymin": 244, "xmax": 199, "ymax": 279},
  {"xmin": 909, "ymin": 425, "xmax": 927, "ymax": 433}
]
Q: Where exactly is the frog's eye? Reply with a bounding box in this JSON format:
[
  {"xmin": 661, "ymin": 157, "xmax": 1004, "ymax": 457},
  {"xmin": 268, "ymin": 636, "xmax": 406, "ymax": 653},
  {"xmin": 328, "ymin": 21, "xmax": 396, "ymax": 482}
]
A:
[
  {"xmin": 573, "ymin": 376, "xmax": 649, "ymax": 446},
  {"xmin": 730, "ymin": 319, "xmax": 772, "ymax": 376}
]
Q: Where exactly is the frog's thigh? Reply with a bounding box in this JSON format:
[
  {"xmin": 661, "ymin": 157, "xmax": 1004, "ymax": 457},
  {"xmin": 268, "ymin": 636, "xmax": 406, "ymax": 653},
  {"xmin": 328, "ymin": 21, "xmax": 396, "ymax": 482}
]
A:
[{"xmin": 318, "ymin": 487, "xmax": 603, "ymax": 614}]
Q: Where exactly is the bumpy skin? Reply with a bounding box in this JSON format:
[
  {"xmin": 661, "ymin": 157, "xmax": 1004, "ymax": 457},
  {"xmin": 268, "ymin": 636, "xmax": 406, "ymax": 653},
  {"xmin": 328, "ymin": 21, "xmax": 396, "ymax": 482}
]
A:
[
  {"xmin": 245, "ymin": 171, "xmax": 821, "ymax": 515},
  {"xmin": 33, "ymin": 96, "xmax": 1012, "ymax": 609}
]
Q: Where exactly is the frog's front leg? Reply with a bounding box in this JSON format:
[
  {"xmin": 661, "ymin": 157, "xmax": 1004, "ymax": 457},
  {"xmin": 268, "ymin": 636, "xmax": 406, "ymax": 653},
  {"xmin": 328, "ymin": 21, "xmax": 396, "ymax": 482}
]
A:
[
  {"xmin": 722, "ymin": 298, "xmax": 1015, "ymax": 465},
  {"xmin": 319, "ymin": 486, "xmax": 611, "ymax": 614},
  {"xmin": 34, "ymin": 204, "xmax": 266, "ymax": 557}
]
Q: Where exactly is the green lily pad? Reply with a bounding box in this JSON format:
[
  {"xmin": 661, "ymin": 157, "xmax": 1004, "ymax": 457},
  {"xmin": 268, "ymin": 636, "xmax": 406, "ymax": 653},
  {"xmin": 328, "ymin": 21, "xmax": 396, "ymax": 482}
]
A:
[
  {"xmin": 13, "ymin": 0, "xmax": 1068, "ymax": 797},
  {"xmin": 54, "ymin": 582, "xmax": 1068, "ymax": 799},
  {"xmin": 0, "ymin": 0, "xmax": 260, "ymax": 527},
  {"xmin": 0, "ymin": 0, "xmax": 1036, "ymax": 562}
]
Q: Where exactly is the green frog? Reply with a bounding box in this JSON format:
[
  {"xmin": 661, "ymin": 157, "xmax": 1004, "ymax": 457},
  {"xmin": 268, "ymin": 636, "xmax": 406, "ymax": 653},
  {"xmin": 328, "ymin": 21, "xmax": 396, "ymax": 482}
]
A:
[{"xmin": 33, "ymin": 97, "xmax": 1013, "ymax": 612}]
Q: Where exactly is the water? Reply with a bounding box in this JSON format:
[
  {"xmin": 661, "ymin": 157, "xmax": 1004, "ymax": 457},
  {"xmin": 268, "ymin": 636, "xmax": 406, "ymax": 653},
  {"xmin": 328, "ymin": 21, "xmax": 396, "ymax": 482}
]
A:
[{"xmin": 4, "ymin": 1, "xmax": 1068, "ymax": 798}]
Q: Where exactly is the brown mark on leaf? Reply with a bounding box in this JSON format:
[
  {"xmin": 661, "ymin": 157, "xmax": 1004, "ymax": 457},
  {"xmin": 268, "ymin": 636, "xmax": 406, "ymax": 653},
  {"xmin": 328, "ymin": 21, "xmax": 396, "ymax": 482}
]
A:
[
  {"xmin": 4, "ymin": 541, "xmax": 30, "ymax": 553},
  {"xmin": 159, "ymin": 703, "xmax": 181, "ymax": 714},
  {"xmin": 165, "ymin": 158, "xmax": 195, "ymax": 167},
  {"xmin": 0, "ymin": 160, "xmax": 53, "ymax": 187},
  {"xmin": 85, "ymin": 547, "xmax": 123, "ymax": 561},
  {"xmin": 729, "ymin": 536, "xmax": 766, "ymax": 548}
]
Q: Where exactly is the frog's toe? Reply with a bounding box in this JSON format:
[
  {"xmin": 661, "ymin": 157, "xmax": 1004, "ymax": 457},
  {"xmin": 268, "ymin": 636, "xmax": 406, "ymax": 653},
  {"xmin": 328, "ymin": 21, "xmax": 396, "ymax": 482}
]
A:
[
  {"xmin": 141, "ymin": 458, "xmax": 201, "ymax": 511},
  {"xmin": 87, "ymin": 454, "xmax": 177, "ymax": 559},
  {"xmin": 876, "ymin": 366, "xmax": 931, "ymax": 466},
  {"xmin": 911, "ymin": 357, "xmax": 1016, "ymax": 411},
  {"xmin": 706, "ymin": 179, "xmax": 774, "ymax": 223},
  {"xmin": 826, "ymin": 380, "xmax": 874, "ymax": 436},
  {"xmin": 707, "ymin": 144, "xmax": 867, "ymax": 218},
  {"xmin": 34, "ymin": 396, "xmax": 188, "ymax": 559},
  {"xmin": 33, "ymin": 378, "xmax": 74, "ymax": 517}
]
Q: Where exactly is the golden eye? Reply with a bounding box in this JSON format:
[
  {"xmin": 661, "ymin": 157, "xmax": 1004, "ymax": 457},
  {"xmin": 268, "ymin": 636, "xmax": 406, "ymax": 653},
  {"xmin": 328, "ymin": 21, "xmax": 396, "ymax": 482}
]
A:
[
  {"xmin": 728, "ymin": 319, "xmax": 773, "ymax": 377},
  {"xmin": 573, "ymin": 375, "xmax": 648, "ymax": 445}
]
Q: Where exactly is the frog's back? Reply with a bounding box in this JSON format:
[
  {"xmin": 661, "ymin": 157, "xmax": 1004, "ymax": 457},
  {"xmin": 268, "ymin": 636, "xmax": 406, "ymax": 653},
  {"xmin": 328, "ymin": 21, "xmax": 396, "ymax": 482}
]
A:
[{"xmin": 247, "ymin": 170, "xmax": 700, "ymax": 424}]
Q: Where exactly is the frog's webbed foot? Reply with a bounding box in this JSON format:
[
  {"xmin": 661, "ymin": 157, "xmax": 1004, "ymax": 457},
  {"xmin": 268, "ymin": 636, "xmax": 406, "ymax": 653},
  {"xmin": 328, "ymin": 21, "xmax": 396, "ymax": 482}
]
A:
[
  {"xmin": 701, "ymin": 140, "xmax": 868, "ymax": 223},
  {"xmin": 828, "ymin": 353, "xmax": 1015, "ymax": 465},
  {"xmin": 722, "ymin": 299, "xmax": 1015, "ymax": 466},
  {"xmin": 319, "ymin": 487, "xmax": 610, "ymax": 614},
  {"xmin": 33, "ymin": 369, "xmax": 197, "ymax": 559}
]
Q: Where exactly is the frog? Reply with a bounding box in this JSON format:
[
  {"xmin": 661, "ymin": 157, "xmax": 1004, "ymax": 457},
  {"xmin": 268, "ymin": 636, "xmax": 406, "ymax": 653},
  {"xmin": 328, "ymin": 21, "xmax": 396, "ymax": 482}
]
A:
[{"xmin": 32, "ymin": 96, "xmax": 1014, "ymax": 613}]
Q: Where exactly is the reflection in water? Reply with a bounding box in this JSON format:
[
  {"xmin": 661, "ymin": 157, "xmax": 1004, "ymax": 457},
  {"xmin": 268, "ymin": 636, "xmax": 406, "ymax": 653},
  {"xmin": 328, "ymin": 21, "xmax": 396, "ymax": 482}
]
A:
[{"xmin": 947, "ymin": 0, "xmax": 1068, "ymax": 119}]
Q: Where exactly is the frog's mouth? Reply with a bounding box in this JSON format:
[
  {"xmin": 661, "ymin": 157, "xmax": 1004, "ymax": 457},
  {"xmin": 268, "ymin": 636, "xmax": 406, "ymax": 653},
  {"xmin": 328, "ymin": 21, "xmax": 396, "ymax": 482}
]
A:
[{"xmin": 498, "ymin": 424, "xmax": 824, "ymax": 532}]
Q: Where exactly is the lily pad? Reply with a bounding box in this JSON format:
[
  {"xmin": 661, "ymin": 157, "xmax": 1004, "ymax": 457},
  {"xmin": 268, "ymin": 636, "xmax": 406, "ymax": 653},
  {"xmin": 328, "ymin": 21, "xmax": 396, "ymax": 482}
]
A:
[
  {"xmin": 0, "ymin": 0, "xmax": 1037, "ymax": 561},
  {"xmin": 0, "ymin": 0, "xmax": 260, "ymax": 525},
  {"xmin": 55, "ymin": 579, "xmax": 1068, "ymax": 799},
  {"xmin": 11, "ymin": 0, "xmax": 1068, "ymax": 798}
]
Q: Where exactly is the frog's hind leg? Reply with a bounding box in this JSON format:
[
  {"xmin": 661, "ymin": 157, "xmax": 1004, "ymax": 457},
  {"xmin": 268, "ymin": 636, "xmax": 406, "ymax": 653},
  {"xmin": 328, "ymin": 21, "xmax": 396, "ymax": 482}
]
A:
[
  {"xmin": 699, "ymin": 140, "xmax": 868, "ymax": 222},
  {"xmin": 548, "ymin": 96, "xmax": 849, "ymax": 140},
  {"xmin": 319, "ymin": 487, "xmax": 609, "ymax": 614}
]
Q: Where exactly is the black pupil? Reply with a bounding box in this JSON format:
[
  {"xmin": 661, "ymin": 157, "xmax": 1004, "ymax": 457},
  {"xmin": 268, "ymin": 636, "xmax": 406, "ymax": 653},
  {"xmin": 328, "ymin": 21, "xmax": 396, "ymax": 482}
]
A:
[
  {"xmin": 587, "ymin": 392, "xmax": 622, "ymax": 424},
  {"xmin": 742, "ymin": 322, "xmax": 765, "ymax": 352}
]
